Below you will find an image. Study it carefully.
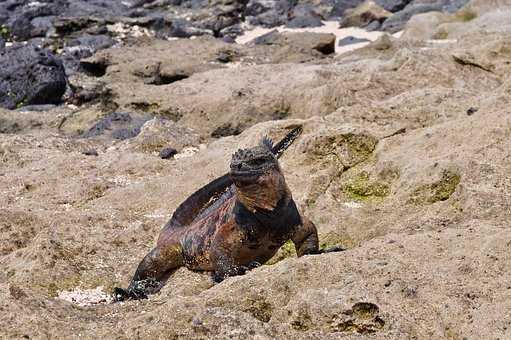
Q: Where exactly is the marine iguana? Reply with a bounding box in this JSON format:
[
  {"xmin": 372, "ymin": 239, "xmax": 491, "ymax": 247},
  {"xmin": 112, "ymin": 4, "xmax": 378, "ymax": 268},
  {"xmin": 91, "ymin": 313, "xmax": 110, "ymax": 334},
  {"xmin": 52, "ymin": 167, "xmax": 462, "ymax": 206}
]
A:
[{"xmin": 113, "ymin": 126, "xmax": 342, "ymax": 301}]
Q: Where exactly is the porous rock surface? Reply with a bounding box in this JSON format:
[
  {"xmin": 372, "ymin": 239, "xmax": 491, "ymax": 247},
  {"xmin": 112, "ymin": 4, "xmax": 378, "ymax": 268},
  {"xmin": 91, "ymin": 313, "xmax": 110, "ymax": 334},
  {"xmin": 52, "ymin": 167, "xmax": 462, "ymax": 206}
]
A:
[
  {"xmin": 0, "ymin": 44, "xmax": 67, "ymax": 109},
  {"xmin": 1, "ymin": 1, "xmax": 511, "ymax": 339}
]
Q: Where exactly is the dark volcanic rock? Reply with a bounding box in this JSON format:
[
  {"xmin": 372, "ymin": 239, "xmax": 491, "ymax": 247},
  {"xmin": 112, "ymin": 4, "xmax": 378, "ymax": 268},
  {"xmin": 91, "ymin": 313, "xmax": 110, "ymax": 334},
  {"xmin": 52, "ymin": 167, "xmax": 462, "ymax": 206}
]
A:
[
  {"xmin": 0, "ymin": 44, "xmax": 67, "ymax": 109},
  {"xmin": 62, "ymin": 34, "xmax": 115, "ymax": 74},
  {"xmin": 365, "ymin": 19, "xmax": 382, "ymax": 30},
  {"xmin": 381, "ymin": 3, "xmax": 442, "ymax": 32},
  {"xmin": 338, "ymin": 36, "xmax": 370, "ymax": 46},
  {"xmin": 329, "ymin": 0, "xmax": 365, "ymax": 18},
  {"xmin": 159, "ymin": 147, "xmax": 178, "ymax": 159},
  {"xmin": 286, "ymin": 4, "xmax": 324, "ymax": 28},
  {"xmin": 4, "ymin": 1, "xmax": 62, "ymax": 40},
  {"xmin": 222, "ymin": 35, "xmax": 235, "ymax": 43},
  {"xmin": 251, "ymin": 29, "xmax": 281, "ymax": 45},
  {"xmin": 52, "ymin": 16, "xmax": 106, "ymax": 37},
  {"xmin": 84, "ymin": 112, "xmax": 151, "ymax": 140},
  {"xmin": 69, "ymin": 82, "xmax": 113, "ymax": 106},
  {"xmin": 245, "ymin": 0, "xmax": 294, "ymax": 27},
  {"xmin": 286, "ymin": 15, "xmax": 323, "ymax": 28},
  {"xmin": 219, "ymin": 24, "xmax": 243, "ymax": 40},
  {"xmin": 375, "ymin": 0, "xmax": 413, "ymax": 12},
  {"xmin": 82, "ymin": 149, "xmax": 99, "ymax": 156},
  {"xmin": 169, "ymin": 19, "xmax": 213, "ymax": 38},
  {"xmin": 68, "ymin": 34, "xmax": 115, "ymax": 51},
  {"xmin": 250, "ymin": 31, "xmax": 336, "ymax": 55},
  {"xmin": 381, "ymin": 0, "xmax": 469, "ymax": 32}
]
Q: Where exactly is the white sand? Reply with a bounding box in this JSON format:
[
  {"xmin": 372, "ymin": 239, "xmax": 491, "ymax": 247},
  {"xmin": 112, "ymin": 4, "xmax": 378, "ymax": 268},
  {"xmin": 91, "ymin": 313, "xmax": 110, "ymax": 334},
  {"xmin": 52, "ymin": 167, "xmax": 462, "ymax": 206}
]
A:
[
  {"xmin": 58, "ymin": 286, "xmax": 113, "ymax": 306},
  {"xmin": 236, "ymin": 21, "xmax": 402, "ymax": 54}
]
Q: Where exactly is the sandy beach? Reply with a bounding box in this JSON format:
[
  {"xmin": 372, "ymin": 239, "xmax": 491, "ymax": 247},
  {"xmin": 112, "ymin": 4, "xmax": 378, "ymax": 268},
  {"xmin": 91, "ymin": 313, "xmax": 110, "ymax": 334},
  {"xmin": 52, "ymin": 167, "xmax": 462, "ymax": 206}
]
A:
[{"xmin": 236, "ymin": 21, "xmax": 403, "ymax": 53}]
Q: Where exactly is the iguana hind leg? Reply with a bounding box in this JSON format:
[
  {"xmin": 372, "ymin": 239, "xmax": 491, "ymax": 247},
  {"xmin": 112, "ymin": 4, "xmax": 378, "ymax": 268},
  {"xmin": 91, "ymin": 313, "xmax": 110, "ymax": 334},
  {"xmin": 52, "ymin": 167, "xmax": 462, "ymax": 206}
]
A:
[{"xmin": 113, "ymin": 243, "xmax": 184, "ymax": 301}]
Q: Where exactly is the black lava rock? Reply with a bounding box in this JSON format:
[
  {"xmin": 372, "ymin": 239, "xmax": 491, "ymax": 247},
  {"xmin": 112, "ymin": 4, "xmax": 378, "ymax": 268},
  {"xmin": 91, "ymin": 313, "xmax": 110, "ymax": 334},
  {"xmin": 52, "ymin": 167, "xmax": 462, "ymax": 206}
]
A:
[
  {"xmin": 159, "ymin": 147, "xmax": 178, "ymax": 159},
  {"xmin": 381, "ymin": 0, "xmax": 468, "ymax": 33},
  {"xmin": 338, "ymin": 36, "xmax": 370, "ymax": 46},
  {"xmin": 169, "ymin": 19, "xmax": 212, "ymax": 38},
  {"xmin": 244, "ymin": 0, "xmax": 293, "ymax": 27},
  {"xmin": 375, "ymin": 0, "xmax": 412, "ymax": 12},
  {"xmin": 84, "ymin": 112, "xmax": 151, "ymax": 141},
  {"xmin": 251, "ymin": 29, "xmax": 280, "ymax": 45},
  {"xmin": 67, "ymin": 34, "xmax": 115, "ymax": 51},
  {"xmin": 222, "ymin": 35, "xmax": 235, "ymax": 43},
  {"xmin": 82, "ymin": 149, "xmax": 99, "ymax": 156},
  {"xmin": 286, "ymin": 4, "xmax": 324, "ymax": 28},
  {"xmin": 85, "ymin": 112, "xmax": 131, "ymax": 137},
  {"xmin": 0, "ymin": 44, "xmax": 67, "ymax": 109},
  {"xmin": 286, "ymin": 15, "xmax": 323, "ymax": 28},
  {"xmin": 62, "ymin": 34, "xmax": 115, "ymax": 74},
  {"xmin": 466, "ymin": 107, "xmax": 478, "ymax": 116},
  {"xmin": 329, "ymin": 0, "xmax": 365, "ymax": 19}
]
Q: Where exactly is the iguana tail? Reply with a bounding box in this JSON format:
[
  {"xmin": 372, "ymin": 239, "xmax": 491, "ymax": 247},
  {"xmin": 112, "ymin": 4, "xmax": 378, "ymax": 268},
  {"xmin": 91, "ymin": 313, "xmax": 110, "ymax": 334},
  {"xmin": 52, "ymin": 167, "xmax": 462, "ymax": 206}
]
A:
[{"xmin": 272, "ymin": 126, "xmax": 302, "ymax": 159}]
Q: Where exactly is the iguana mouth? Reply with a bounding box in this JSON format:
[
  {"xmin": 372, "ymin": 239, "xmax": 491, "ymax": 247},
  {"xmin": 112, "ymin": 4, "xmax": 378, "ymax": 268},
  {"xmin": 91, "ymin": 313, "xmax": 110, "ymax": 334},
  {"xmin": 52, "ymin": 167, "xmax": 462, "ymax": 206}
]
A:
[
  {"xmin": 229, "ymin": 168, "xmax": 266, "ymax": 185},
  {"xmin": 230, "ymin": 168, "xmax": 265, "ymax": 176}
]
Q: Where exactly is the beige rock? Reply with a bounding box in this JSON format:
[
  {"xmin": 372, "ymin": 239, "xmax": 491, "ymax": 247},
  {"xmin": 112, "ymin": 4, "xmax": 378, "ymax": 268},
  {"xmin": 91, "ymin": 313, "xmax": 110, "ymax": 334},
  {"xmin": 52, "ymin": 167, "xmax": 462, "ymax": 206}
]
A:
[
  {"xmin": 122, "ymin": 117, "xmax": 200, "ymax": 154},
  {"xmin": 2, "ymin": 7, "xmax": 511, "ymax": 339},
  {"xmin": 463, "ymin": 0, "xmax": 511, "ymax": 15},
  {"xmin": 401, "ymin": 11, "xmax": 450, "ymax": 41},
  {"xmin": 340, "ymin": 1, "xmax": 392, "ymax": 28}
]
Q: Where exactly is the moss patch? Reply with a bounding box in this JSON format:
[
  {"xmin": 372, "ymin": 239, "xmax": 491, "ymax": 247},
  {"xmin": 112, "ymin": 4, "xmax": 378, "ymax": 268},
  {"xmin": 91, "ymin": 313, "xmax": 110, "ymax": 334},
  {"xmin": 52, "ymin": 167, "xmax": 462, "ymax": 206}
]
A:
[
  {"xmin": 310, "ymin": 132, "xmax": 378, "ymax": 170},
  {"xmin": 266, "ymin": 240, "xmax": 296, "ymax": 265},
  {"xmin": 455, "ymin": 9, "xmax": 477, "ymax": 22},
  {"xmin": 343, "ymin": 171, "xmax": 390, "ymax": 202},
  {"xmin": 290, "ymin": 306, "xmax": 313, "ymax": 331},
  {"xmin": 36, "ymin": 274, "xmax": 81, "ymax": 297},
  {"xmin": 272, "ymin": 102, "xmax": 291, "ymax": 120},
  {"xmin": 0, "ymin": 25, "xmax": 10, "ymax": 40},
  {"xmin": 409, "ymin": 170, "xmax": 460, "ymax": 205},
  {"xmin": 319, "ymin": 231, "xmax": 354, "ymax": 250},
  {"xmin": 244, "ymin": 297, "xmax": 273, "ymax": 322},
  {"xmin": 433, "ymin": 29, "xmax": 449, "ymax": 40}
]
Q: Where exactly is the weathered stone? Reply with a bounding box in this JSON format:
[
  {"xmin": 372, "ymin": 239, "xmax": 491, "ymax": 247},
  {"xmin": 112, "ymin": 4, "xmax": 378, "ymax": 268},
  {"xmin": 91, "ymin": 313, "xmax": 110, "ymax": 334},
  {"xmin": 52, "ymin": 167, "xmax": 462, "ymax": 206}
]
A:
[
  {"xmin": 0, "ymin": 44, "xmax": 67, "ymax": 109},
  {"xmin": 400, "ymin": 11, "xmax": 449, "ymax": 40},
  {"xmin": 340, "ymin": 0, "xmax": 392, "ymax": 28},
  {"xmin": 286, "ymin": 4, "xmax": 324, "ymax": 28},
  {"xmin": 338, "ymin": 35, "xmax": 371, "ymax": 46},
  {"xmin": 159, "ymin": 147, "xmax": 178, "ymax": 159}
]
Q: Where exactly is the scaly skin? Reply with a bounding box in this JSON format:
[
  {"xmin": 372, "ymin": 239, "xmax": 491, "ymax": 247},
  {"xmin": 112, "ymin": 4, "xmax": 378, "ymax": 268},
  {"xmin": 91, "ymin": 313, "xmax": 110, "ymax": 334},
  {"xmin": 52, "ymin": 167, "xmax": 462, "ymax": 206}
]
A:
[{"xmin": 113, "ymin": 128, "xmax": 342, "ymax": 301}]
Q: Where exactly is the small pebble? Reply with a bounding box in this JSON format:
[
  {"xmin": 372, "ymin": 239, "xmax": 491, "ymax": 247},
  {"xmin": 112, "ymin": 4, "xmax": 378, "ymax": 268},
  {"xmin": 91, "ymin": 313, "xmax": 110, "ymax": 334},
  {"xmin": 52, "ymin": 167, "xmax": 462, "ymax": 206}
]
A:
[
  {"xmin": 222, "ymin": 36, "xmax": 235, "ymax": 44},
  {"xmin": 159, "ymin": 147, "xmax": 178, "ymax": 159},
  {"xmin": 466, "ymin": 107, "xmax": 478, "ymax": 116},
  {"xmin": 83, "ymin": 149, "xmax": 98, "ymax": 156}
]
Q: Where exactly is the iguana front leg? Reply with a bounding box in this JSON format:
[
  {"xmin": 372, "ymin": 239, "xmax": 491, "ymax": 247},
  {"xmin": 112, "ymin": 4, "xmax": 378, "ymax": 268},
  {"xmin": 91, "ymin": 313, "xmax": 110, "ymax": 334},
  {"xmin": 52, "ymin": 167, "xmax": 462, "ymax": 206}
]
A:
[
  {"xmin": 210, "ymin": 247, "xmax": 249, "ymax": 283},
  {"xmin": 291, "ymin": 216, "xmax": 320, "ymax": 256},
  {"xmin": 291, "ymin": 216, "xmax": 345, "ymax": 256}
]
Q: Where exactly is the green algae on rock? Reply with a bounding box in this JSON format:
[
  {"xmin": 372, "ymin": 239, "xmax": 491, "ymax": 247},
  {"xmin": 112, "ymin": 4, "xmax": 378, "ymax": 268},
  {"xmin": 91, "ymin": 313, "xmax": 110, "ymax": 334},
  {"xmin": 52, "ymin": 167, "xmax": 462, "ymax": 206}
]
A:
[
  {"xmin": 409, "ymin": 170, "xmax": 461, "ymax": 205},
  {"xmin": 266, "ymin": 240, "xmax": 297, "ymax": 265},
  {"xmin": 343, "ymin": 171, "xmax": 391, "ymax": 202},
  {"xmin": 307, "ymin": 132, "xmax": 378, "ymax": 171}
]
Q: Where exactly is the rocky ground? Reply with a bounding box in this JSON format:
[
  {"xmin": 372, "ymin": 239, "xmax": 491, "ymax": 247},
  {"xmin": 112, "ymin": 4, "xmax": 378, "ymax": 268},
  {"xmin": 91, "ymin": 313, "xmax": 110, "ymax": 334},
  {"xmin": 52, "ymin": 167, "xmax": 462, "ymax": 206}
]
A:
[{"xmin": 2, "ymin": 0, "xmax": 511, "ymax": 339}]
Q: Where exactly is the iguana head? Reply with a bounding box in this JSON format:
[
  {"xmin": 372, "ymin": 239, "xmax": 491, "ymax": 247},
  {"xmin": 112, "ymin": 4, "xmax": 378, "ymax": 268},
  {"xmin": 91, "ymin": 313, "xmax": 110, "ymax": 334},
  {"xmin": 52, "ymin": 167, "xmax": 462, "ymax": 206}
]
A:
[{"xmin": 230, "ymin": 137, "xmax": 289, "ymax": 212}]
